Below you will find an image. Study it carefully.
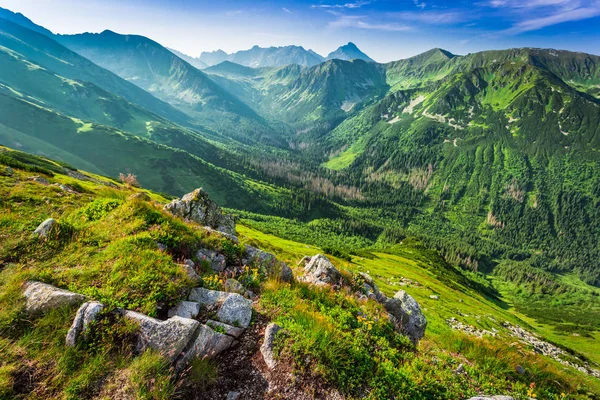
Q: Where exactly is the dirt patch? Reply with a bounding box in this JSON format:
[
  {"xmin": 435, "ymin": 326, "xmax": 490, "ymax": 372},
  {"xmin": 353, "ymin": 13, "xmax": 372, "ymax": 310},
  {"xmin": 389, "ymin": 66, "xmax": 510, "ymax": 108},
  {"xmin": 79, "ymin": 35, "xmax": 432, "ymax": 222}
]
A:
[{"xmin": 182, "ymin": 312, "xmax": 345, "ymax": 400}]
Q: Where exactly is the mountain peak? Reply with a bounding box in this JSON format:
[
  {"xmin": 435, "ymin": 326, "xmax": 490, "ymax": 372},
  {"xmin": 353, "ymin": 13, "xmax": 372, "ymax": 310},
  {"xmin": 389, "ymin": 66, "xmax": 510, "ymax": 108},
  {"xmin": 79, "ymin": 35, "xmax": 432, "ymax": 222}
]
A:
[{"xmin": 326, "ymin": 42, "xmax": 374, "ymax": 62}]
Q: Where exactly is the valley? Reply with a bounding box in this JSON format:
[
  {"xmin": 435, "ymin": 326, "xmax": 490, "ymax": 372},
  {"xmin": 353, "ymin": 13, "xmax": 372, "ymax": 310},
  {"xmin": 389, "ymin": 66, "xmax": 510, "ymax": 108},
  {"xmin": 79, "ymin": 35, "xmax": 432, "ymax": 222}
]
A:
[{"xmin": 0, "ymin": 3, "xmax": 599, "ymax": 399}]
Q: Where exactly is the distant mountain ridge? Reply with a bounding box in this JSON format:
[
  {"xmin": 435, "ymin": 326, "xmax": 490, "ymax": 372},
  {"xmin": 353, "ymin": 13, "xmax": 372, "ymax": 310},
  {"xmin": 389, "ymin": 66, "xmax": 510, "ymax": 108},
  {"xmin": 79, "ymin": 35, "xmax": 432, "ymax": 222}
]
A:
[{"xmin": 191, "ymin": 42, "xmax": 374, "ymax": 68}]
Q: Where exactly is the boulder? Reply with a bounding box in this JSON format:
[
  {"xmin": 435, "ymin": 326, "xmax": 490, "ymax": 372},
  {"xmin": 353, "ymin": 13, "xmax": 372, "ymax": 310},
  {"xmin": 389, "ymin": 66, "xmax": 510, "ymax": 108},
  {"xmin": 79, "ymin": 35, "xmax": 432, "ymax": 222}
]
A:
[
  {"xmin": 260, "ymin": 323, "xmax": 282, "ymax": 370},
  {"xmin": 53, "ymin": 183, "xmax": 77, "ymax": 193},
  {"xmin": 182, "ymin": 259, "xmax": 200, "ymax": 280},
  {"xmin": 123, "ymin": 311, "xmax": 200, "ymax": 362},
  {"xmin": 216, "ymin": 293, "xmax": 253, "ymax": 328},
  {"xmin": 197, "ymin": 249, "xmax": 226, "ymax": 272},
  {"xmin": 303, "ymin": 254, "xmax": 343, "ymax": 286},
  {"xmin": 206, "ymin": 319, "xmax": 245, "ymax": 338},
  {"xmin": 164, "ymin": 188, "xmax": 236, "ymax": 235},
  {"xmin": 279, "ymin": 262, "xmax": 294, "ymax": 283},
  {"xmin": 177, "ymin": 324, "xmax": 235, "ymax": 369},
  {"xmin": 32, "ymin": 218, "xmax": 58, "ymax": 239},
  {"xmin": 168, "ymin": 301, "xmax": 201, "ymax": 319},
  {"xmin": 23, "ymin": 281, "xmax": 85, "ymax": 314},
  {"xmin": 244, "ymin": 245, "xmax": 276, "ymax": 265},
  {"xmin": 188, "ymin": 287, "xmax": 230, "ymax": 306},
  {"xmin": 224, "ymin": 278, "xmax": 246, "ymax": 295},
  {"xmin": 66, "ymin": 301, "xmax": 104, "ymax": 346},
  {"xmin": 383, "ymin": 290, "xmax": 427, "ymax": 345}
]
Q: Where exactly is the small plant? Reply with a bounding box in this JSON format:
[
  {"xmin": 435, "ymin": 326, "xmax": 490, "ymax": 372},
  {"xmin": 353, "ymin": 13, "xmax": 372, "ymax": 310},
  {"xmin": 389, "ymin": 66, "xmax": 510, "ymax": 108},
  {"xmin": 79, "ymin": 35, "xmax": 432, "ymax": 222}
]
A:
[
  {"xmin": 119, "ymin": 172, "xmax": 141, "ymax": 188},
  {"xmin": 185, "ymin": 358, "xmax": 218, "ymax": 391},
  {"xmin": 201, "ymin": 274, "xmax": 224, "ymax": 291}
]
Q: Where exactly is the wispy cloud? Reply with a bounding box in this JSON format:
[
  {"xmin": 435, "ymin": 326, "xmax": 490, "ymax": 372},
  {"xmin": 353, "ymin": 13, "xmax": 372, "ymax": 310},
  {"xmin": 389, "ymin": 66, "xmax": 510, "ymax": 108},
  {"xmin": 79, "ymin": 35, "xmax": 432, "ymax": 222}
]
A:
[
  {"xmin": 487, "ymin": 0, "xmax": 600, "ymax": 34},
  {"xmin": 282, "ymin": 7, "xmax": 293, "ymax": 13},
  {"xmin": 413, "ymin": 0, "xmax": 427, "ymax": 9},
  {"xmin": 312, "ymin": 1, "xmax": 371, "ymax": 9},
  {"xmin": 389, "ymin": 10, "xmax": 470, "ymax": 24},
  {"xmin": 328, "ymin": 14, "xmax": 411, "ymax": 31}
]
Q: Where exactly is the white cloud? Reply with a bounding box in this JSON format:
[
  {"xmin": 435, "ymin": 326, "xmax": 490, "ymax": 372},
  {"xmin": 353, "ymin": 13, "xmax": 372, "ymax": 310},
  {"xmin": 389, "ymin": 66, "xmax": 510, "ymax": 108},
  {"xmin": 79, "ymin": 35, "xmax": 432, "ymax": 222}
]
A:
[
  {"xmin": 312, "ymin": 1, "xmax": 371, "ymax": 9},
  {"xmin": 328, "ymin": 14, "xmax": 411, "ymax": 31},
  {"xmin": 390, "ymin": 10, "xmax": 469, "ymax": 24},
  {"xmin": 282, "ymin": 7, "xmax": 293, "ymax": 13},
  {"xmin": 504, "ymin": 5, "xmax": 600, "ymax": 33}
]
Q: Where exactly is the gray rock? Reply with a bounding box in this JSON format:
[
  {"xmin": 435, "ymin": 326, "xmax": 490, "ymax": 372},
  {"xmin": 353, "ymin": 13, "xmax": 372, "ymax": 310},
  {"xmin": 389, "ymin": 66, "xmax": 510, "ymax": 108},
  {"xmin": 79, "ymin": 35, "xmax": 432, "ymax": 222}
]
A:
[
  {"xmin": 177, "ymin": 324, "xmax": 235, "ymax": 369},
  {"xmin": 224, "ymin": 278, "xmax": 246, "ymax": 295},
  {"xmin": 206, "ymin": 319, "xmax": 245, "ymax": 338},
  {"xmin": 168, "ymin": 301, "xmax": 201, "ymax": 319},
  {"xmin": 261, "ymin": 323, "xmax": 282, "ymax": 370},
  {"xmin": 516, "ymin": 365, "xmax": 525, "ymax": 374},
  {"xmin": 216, "ymin": 293, "xmax": 253, "ymax": 328},
  {"xmin": 430, "ymin": 295, "xmax": 440, "ymax": 300},
  {"xmin": 303, "ymin": 254, "xmax": 343, "ymax": 286},
  {"xmin": 23, "ymin": 281, "xmax": 85, "ymax": 314},
  {"xmin": 245, "ymin": 245, "xmax": 276, "ymax": 265},
  {"xmin": 164, "ymin": 188, "xmax": 236, "ymax": 235},
  {"xmin": 203, "ymin": 226, "xmax": 239, "ymax": 244},
  {"xmin": 53, "ymin": 183, "xmax": 77, "ymax": 193},
  {"xmin": 197, "ymin": 249, "xmax": 226, "ymax": 272},
  {"xmin": 279, "ymin": 262, "xmax": 294, "ymax": 283},
  {"xmin": 31, "ymin": 176, "xmax": 49, "ymax": 185},
  {"xmin": 66, "ymin": 301, "xmax": 104, "ymax": 346},
  {"xmin": 32, "ymin": 218, "xmax": 58, "ymax": 239},
  {"xmin": 358, "ymin": 272, "xmax": 384, "ymax": 302},
  {"xmin": 383, "ymin": 290, "xmax": 427, "ymax": 345},
  {"xmin": 226, "ymin": 392, "xmax": 240, "ymax": 400},
  {"xmin": 189, "ymin": 288, "xmax": 230, "ymax": 306},
  {"xmin": 156, "ymin": 242, "xmax": 167, "ymax": 252},
  {"xmin": 455, "ymin": 363, "xmax": 465, "ymax": 374},
  {"xmin": 124, "ymin": 311, "xmax": 199, "ymax": 362},
  {"xmin": 183, "ymin": 259, "xmax": 200, "ymax": 280}
]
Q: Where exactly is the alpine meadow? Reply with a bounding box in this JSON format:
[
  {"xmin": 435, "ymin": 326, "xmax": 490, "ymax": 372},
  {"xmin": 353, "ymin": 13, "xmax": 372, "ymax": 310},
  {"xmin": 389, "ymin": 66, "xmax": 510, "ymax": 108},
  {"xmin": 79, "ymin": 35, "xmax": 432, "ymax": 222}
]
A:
[{"xmin": 0, "ymin": 1, "xmax": 599, "ymax": 399}]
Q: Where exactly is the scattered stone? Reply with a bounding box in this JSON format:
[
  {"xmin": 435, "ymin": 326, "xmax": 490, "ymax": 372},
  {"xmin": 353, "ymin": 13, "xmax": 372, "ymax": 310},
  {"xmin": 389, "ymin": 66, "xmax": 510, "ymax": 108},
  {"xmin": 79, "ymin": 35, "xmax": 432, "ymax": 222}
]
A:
[
  {"xmin": 168, "ymin": 301, "xmax": 201, "ymax": 319},
  {"xmin": 244, "ymin": 245, "xmax": 276, "ymax": 265},
  {"xmin": 261, "ymin": 323, "xmax": 282, "ymax": 370},
  {"xmin": 64, "ymin": 169, "xmax": 118, "ymax": 188},
  {"xmin": 516, "ymin": 365, "xmax": 525, "ymax": 375},
  {"xmin": 66, "ymin": 301, "xmax": 104, "ymax": 346},
  {"xmin": 189, "ymin": 287, "xmax": 230, "ymax": 306},
  {"xmin": 358, "ymin": 272, "xmax": 384, "ymax": 302},
  {"xmin": 30, "ymin": 176, "xmax": 49, "ymax": 185},
  {"xmin": 177, "ymin": 324, "xmax": 235, "ymax": 369},
  {"xmin": 32, "ymin": 218, "xmax": 58, "ymax": 239},
  {"xmin": 226, "ymin": 391, "xmax": 240, "ymax": 400},
  {"xmin": 383, "ymin": 290, "xmax": 427, "ymax": 345},
  {"xmin": 430, "ymin": 295, "xmax": 440, "ymax": 300},
  {"xmin": 206, "ymin": 319, "xmax": 245, "ymax": 338},
  {"xmin": 446, "ymin": 317, "xmax": 496, "ymax": 338},
  {"xmin": 129, "ymin": 192, "xmax": 151, "ymax": 201},
  {"xmin": 124, "ymin": 311, "xmax": 199, "ymax": 362},
  {"xmin": 182, "ymin": 259, "xmax": 200, "ymax": 280},
  {"xmin": 455, "ymin": 363, "xmax": 465, "ymax": 374},
  {"xmin": 217, "ymin": 293, "xmax": 253, "ymax": 329},
  {"xmin": 302, "ymin": 254, "xmax": 343, "ymax": 286},
  {"xmin": 164, "ymin": 188, "xmax": 236, "ymax": 235},
  {"xmin": 197, "ymin": 248, "xmax": 227, "ymax": 272},
  {"xmin": 224, "ymin": 278, "xmax": 246, "ymax": 295},
  {"xmin": 52, "ymin": 183, "xmax": 77, "ymax": 193},
  {"xmin": 156, "ymin": 242, "xmax": 168, "ymax": 252}
]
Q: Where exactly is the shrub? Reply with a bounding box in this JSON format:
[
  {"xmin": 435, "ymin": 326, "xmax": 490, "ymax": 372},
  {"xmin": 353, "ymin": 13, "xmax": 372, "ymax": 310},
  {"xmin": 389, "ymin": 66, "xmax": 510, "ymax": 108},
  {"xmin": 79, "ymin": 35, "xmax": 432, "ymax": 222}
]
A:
[{"xmin": 119, "ymin": 172, "xmax": 141, "ymax": 188}]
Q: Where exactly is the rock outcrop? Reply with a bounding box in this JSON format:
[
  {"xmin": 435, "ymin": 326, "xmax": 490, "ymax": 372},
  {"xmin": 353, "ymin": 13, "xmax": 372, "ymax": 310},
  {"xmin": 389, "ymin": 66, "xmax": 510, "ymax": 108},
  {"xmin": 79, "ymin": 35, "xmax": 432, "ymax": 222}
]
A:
[
  {"xmin": 168, "ymin": 301, "xmax": 201, "ymax": 319},
  {"xmin": 383, "ymin": 290, "xmax": 427, "ymax": 345},
  {"xmin": 261, "ymin": 323, "xmax": 282, "ymax": 370},
  {"xmin": 23, "ymin": 281, "xmax": 85, "ymax": 314},
  {"xmin": 123, "ymin": 311, "xmax": 200, "ymax": 362},
  {"xmin": 164, "ymin": 188, "xmax": 235, "ymax": 235},
  {"xmin": 66, "ymin": 301, "xmax": 104, "ymax": 346},
  {"xmin": 197, "ymin": 248, "xmax": 227, "ymax": 272},
  {"xmin": 216, "ymin": 293, "xmax": 253, "ymax": 328},
  {"xmin": 177, "ymin": 324, "xmax": 235, "ymax": 368},
  {"xmin": 32, "ymin": 218, "xmax": 58, "ymax": 239},
  {"xmin": 302, "ymin": 254, "xmax": 343, "ymax": 286}
]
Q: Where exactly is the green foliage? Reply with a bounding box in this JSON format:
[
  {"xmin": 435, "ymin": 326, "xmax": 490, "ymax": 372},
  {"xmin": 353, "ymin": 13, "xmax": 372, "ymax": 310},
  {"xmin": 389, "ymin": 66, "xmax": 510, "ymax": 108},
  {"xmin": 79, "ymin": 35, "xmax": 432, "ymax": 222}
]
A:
[{"xmin": 77, "ymin": 198, "xmax": 122, "ymax": 222}]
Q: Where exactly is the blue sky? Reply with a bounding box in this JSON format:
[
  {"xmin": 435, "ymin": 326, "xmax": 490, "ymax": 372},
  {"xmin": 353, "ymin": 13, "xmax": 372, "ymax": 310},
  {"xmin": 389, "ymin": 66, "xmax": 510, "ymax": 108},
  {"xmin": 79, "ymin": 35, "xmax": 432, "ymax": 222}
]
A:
[{"xmin": 1, "ymin": 0, "xmax": 599, "ymax": 62}]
